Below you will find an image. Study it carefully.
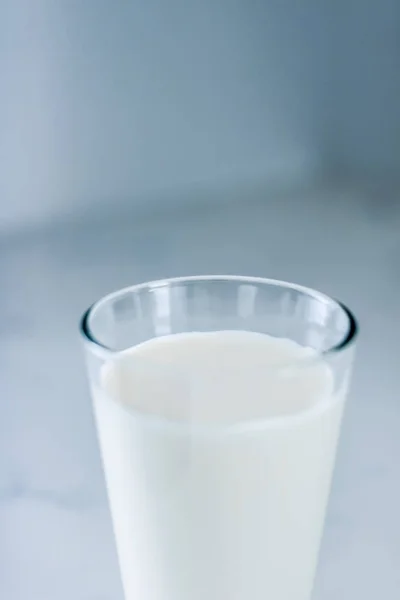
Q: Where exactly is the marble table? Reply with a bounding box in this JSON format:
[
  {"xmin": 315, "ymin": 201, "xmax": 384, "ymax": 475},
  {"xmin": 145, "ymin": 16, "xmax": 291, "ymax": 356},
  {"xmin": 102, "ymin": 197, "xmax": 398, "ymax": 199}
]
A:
[{"xmin": 1, "ymin": 184, "xmax": 399, "ymax": 599}]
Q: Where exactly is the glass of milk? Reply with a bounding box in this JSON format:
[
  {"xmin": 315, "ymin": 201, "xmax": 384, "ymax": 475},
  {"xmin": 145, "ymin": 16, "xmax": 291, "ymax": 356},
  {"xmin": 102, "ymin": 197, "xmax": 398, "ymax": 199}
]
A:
[{"xmin": 80, "ymin": 276, "xmax": 357, "ymax": 600}]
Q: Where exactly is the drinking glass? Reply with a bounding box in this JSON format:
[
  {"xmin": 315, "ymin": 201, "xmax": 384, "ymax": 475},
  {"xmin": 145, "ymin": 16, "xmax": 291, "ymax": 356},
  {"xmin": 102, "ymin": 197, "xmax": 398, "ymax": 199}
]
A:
[{"xmin": 80, "ymin": 276, "xmax": 358, "ymax": 600}]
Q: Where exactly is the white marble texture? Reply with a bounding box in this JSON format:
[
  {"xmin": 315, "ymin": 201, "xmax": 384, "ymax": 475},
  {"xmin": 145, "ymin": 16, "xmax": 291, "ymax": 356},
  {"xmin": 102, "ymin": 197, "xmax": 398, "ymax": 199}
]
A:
[{"xmin": 1, "ymin": 183, "xmax": 400, "ymax": 599}]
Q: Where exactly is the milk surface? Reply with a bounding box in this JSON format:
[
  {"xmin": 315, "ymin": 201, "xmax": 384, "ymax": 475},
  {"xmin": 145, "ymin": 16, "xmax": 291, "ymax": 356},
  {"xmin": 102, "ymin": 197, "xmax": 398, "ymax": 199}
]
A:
[{"xmin": 92, "ymin": 331, "xmax": 345, "ymax": 600}]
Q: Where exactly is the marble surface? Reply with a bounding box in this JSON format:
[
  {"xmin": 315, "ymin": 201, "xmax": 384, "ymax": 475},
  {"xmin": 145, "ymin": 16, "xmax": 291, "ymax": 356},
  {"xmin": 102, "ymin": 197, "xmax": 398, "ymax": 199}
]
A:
[{"xmin": 1, "ymin": 184, "xmax": 400, "ymax": 599}]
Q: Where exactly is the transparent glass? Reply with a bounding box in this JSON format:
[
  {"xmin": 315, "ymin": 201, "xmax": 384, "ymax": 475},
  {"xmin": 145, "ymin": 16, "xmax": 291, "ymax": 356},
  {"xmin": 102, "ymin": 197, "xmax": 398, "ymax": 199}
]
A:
[{"xmin": 80, "ymin": 276, "xmax": 358, "ymax": 600}]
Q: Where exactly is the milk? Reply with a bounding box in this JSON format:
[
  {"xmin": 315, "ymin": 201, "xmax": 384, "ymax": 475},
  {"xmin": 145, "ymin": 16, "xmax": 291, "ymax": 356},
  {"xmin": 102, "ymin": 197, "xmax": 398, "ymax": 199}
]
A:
[{"xmin": 92, "ymin": 331, "xmax": 346, "ymax": 600}]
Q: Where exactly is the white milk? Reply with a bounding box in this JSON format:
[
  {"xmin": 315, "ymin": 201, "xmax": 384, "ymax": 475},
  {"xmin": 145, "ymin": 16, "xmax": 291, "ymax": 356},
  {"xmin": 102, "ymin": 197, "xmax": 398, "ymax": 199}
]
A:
[{"xmin": 92, "ymin": 331, "xmax": 346, "ymax": 600}]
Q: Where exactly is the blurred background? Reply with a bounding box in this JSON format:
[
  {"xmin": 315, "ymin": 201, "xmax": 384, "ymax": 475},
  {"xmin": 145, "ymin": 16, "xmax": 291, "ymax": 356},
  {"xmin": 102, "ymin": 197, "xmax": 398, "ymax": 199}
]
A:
[{"xmin": 1, "ymin": 1, "xmax": 399, "ymax": 599}]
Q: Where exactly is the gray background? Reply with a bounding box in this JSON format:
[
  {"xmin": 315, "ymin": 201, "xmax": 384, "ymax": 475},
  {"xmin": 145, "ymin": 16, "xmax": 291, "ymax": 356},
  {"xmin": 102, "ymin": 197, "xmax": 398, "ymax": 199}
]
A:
[
  {"xmin": 1, "ymin": 0, "xmax": 399, "ymax": 231},
  {"xmin": 1, "ymin": 1, "xmax": 399, "ymax": 599}
]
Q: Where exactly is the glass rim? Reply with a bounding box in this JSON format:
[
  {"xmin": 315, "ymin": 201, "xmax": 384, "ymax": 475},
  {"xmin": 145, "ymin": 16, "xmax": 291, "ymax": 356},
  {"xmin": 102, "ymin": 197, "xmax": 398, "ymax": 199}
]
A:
[{"xmin": 80, "ymin": 275, "xmax": 358, "ymax": 359}]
